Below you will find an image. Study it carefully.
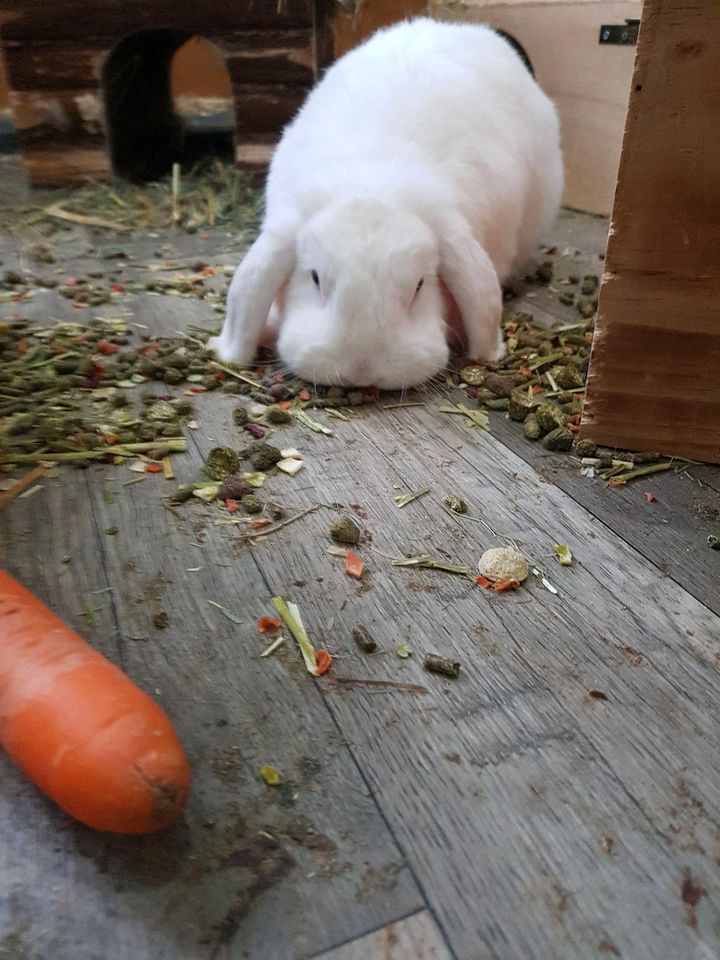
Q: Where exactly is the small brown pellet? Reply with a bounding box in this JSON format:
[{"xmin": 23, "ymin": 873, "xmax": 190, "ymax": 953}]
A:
[
  {"xmin": 423, "ymin": 653, "xmax": 461, "ymax": 679},
  {"xmin": 352, "ymin": 625, "xmax": 377, "ymax": 653}
]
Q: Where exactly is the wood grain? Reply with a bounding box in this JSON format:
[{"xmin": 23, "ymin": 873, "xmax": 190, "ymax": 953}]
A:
[
  {"xmin": 581, "ymin": 0, "xmax": 720, "ymax": 461},
  {"xmin": 311, "ymin": 911, "xmax": 452, "ymax": 960},
  {"xmin": 0, "ymin": 0, "xmax": 316, "ymax": 184},
  {"xmin": 2, "ymin": 219, "xmax": 720, "ymax": 960},
  {"xmin": 20, "ymin": 145, "xmax": 111, "ymax": 183},
  {"xmin": 484, "ymin": 210, "xmax": 720, "ymax": 619},
  {"xmin": 0, "ymin": 0, "xmax": 314, "ymax": 40},
  {"xmin": 433, "ymin": 0, "xmax": 640, "ymax": 215},
  {"xmin": 0, "ymin": 240, "xmax": 424, "ymax": 960},
  {"xmin": 230, "ymin": 396, "xmax": 720, "ymax": 960}
]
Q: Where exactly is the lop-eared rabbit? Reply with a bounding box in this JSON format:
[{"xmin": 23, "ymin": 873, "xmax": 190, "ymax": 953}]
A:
[{"xmin": 210, "ymin": 18, "xmax": 563, "ymax": 389}]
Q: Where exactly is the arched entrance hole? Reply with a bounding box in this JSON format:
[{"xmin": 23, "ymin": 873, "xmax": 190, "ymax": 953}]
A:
[{"xmin": 102, "ymin": 31, "xmax": 234, "ymax": 182}]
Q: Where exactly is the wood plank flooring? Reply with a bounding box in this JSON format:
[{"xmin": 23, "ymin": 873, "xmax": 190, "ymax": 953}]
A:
[{"xmin": 1, "ymin": 210, "xmax": 718, "ymax": 960}]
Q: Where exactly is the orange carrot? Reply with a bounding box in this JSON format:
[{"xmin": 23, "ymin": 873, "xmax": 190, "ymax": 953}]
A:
[
  {"xmin": 475, "ymin": 575, "xmax": 492, "ymax": 589},
  {"xmin": 345, "ymin": 550, "xmax": 365, "ymax": 580},
  {"xmin": 257, "ymin": 616, "xmax": 282, "ymax": 634},
  {"xmin": 0, "ymin": 571, "xmax": 191, "ymax": 833},
  {"xmin": 225, "ymin": 498, "xmax": 238, "ymax": 513},
  {"xmin": 144, "ymin": 463, "xmax": 163, "ymax": 474},
  {"xmin": 493, "ymin": 579, "xmax": 519, "ymax": 592}
]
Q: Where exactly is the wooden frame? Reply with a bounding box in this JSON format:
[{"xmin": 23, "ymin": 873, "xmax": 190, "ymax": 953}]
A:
[
  {"xmin": 1, "ymin": 0, "xmax": 639, "ymax": 208},
  {"xmin": 431, "ymin": 0, "xmax": 641, "ymax": 214},
  {"xmin": 0, "ymin": 0, "xmax": 323, "ymax": 183},
  {"xmin": 580, "ymin": 0, "xmax": 720, "ymax": 463}
]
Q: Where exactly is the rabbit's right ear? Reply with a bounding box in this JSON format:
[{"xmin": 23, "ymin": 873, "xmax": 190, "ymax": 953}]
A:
[
  {"xmin": 437, "ymin": 214, "xmax": 504, "ymax": 364},
  {"xmin": 208, "ymin": 213, "xmax": 299, "ymax": 364}
]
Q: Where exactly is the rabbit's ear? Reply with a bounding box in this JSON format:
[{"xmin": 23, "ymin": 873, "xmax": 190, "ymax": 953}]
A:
[
  {"xmin": 438, "ymin": 216, "xmax": 504, "ymax": 363},
  {"xmin": 208, "ymin": 214, "xmax": 299, "ymax": 364}
]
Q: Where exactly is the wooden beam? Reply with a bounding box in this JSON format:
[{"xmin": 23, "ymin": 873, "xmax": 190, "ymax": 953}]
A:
[
  {"xmin": 0, "ymin": 0, "xmax": 314, "ymax": 40},
  {"xmin": 581, "ymin": 0, "xmax": 720, "ymax": 462}
]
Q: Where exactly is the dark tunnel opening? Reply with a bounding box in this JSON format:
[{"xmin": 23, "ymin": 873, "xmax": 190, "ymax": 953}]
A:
[{"xmin": 102, "ymin": 30, "xmax": 235, "ymax": 183}]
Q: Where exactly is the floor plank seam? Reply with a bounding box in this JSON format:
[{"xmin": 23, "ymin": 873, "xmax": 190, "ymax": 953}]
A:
[
  {"xmin": 240, "ymin": 516, "xmax": 458, "ymax": 960},
  {"xmin": 304, "ymin": 907, "xmax": 427, "ymax": 960},
  {"xmin": 346, "ymin": 423, "xmax": 720, "ymax": 876},
  {"xmin": 82, "ymin": 468, "xmax": 129, "ymax": 670},
  {"xmin": 241, "ymin": 536, "xmax": 463, "ymax": 960},
  {"xmin": 298, "ymin": 686, "xmax": 464, "ymax": 960}
]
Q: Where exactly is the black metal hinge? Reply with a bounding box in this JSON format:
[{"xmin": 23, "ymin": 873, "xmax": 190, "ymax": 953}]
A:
[{"xmin": 599, "ymin": 19, "xmax": 640, "ymax": 45}]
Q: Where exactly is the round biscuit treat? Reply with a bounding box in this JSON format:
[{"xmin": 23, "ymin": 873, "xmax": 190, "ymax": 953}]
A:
[{"xmin": 478, "ymin": 547, "xmax": 529, "ymax": 583}]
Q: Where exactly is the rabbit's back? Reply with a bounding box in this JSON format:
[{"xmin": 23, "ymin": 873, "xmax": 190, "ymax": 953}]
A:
[{"xmin": 266, "ymin": 18, "xmax": 562, "ymax": 277}]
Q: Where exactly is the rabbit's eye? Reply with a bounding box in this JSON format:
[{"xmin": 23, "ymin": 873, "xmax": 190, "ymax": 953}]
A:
[
  {"xmin": 311, "ymin": 270, "xmax": 320, "ymax": 287},
  {"xmin": 415, "ymin": 278, "xmax": 424, "ymax": 294}
]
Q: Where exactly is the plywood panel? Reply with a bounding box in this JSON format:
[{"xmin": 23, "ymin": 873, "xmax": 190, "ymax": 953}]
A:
[
  {"xmin": 433, "ymin": 0, "xmax": 640, "ymax": 214},
  {"xmin": 581, "ymin": 0, "xmax": 720, "ymax": 462}
]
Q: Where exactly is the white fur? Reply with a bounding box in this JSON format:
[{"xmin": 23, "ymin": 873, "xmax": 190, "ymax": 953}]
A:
[{"xmin": 210, "ymin": 17, "xmax": 563, "ymax": 389}]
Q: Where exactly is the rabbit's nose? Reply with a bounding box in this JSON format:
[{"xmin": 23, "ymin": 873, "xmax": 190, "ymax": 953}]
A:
[{"xmin": 347, "ymin": 361, "xmax": 373, "ymax": 386}]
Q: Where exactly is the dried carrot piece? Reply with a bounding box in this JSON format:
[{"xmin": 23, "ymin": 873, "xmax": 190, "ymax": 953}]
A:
[
  {"xmin": 493, "ymin": 579, "xmax": 519, "ymax": 592},
  {"xmin": 345, "ymin": 550, "xmax": 365, "ymax": 580},
  {"xmin": 257, "ymin": 616, "xmax": 283, "ymax": 634},
  {"xmin": 315, "ymin": 650, "xmax": 333, "ymax": 675}
]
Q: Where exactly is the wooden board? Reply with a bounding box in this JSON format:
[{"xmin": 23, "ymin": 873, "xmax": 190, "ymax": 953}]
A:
[
  {"xmin": 1, "ymin": 215, "xmax": 720, "ymax": 960},
  {"xmin": 190, "ymin": 393, "xmax": 718, "ymax": 960},
  {"xmin": 0, "ymin": 465, "xmax": 424, "ymax": 960},
  {"xmin": 329, "ymin": 0, "xmax": 429, "ymax": 59},
  {"xmin": 0, "ymin": 0, "xmax": 314, "ymax": 40},
  {"xmin": 311, "ymin": 911, "xmax": 452, "ymax": 960},
  {"xmin": 433, "ymin": 0, "xmax": 640, "ymax": 215},
  {"xmin": 487, "ymin": 210, "xmax": 720, "ymax": 619},
  {"xmin": 581, "ymin": 0, "xmax": 720, "ymax": 461},
  {"xmin": 0, "ymin": 0, "xmax": 317, "ymax": 184},
  {"xmin": 0, "ymin": 237, "xmax": 424, "ymax": 960}
]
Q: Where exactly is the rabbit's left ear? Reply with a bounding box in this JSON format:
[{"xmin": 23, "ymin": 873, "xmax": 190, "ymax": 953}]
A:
[
  {"xmin": 438, "ymin": 216, "xmax": 504, "ymax": 363},
  {"xmin": 208, "ymin": 211, "xmax": 299, "ymax": 364}
]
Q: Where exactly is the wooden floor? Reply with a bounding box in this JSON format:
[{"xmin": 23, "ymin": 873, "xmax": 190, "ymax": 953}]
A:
[{"xmin": 1, "ymin": 209, "xmax": 720, "ymax": 960}]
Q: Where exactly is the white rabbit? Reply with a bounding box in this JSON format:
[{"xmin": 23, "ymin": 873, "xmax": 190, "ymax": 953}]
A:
[{"xmin": 209, "ymin": 17, "xmax": 563, "ymax": 389}]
